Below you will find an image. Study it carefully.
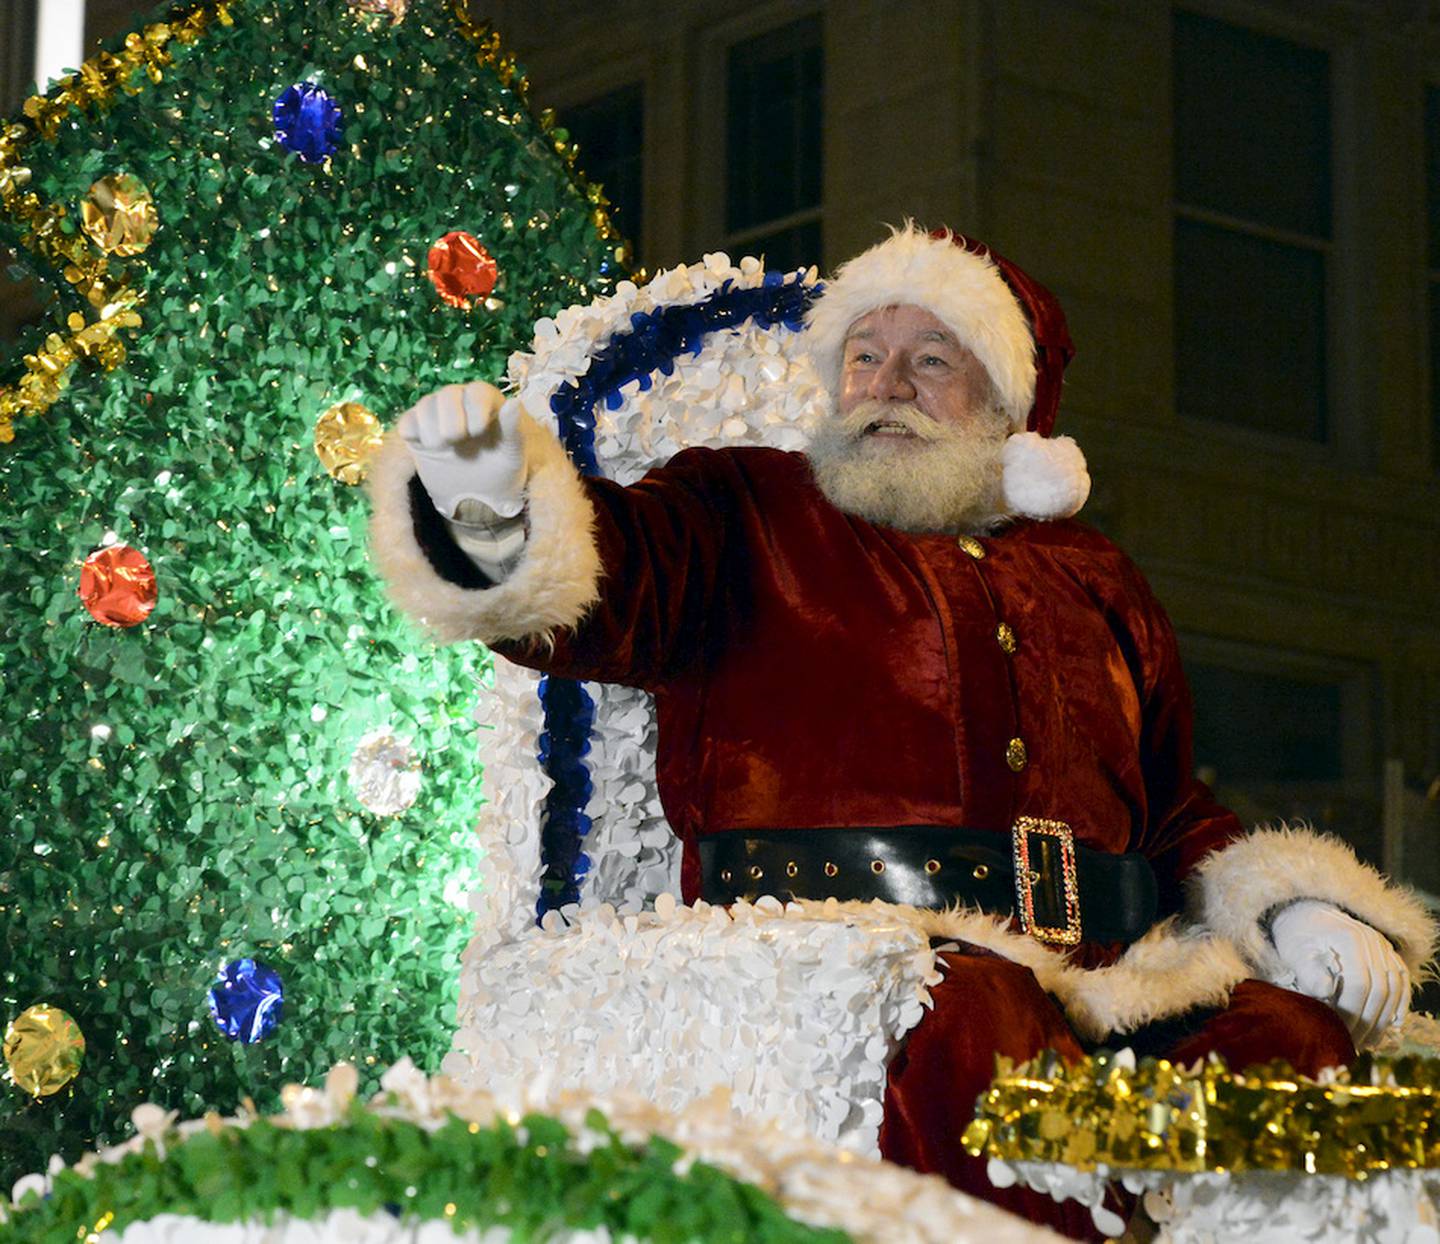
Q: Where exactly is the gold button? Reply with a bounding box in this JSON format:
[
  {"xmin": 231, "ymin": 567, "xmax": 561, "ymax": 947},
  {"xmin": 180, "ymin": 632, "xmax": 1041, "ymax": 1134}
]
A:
[
  {"xmin": 748, "ymin": 864, "xmax": 764, "ymax": 880},
  {"xmin": 924, "ymin": 858, "xmax": 941, "ymax": 875},
  {"xmin": 785, "ymin": 861, "xmax": 799, "ymax": 878},
  {"xmin": 871, "ymin": 859, "xmax": 885, "ymax": 874},
  {"xmin": 957, "ymin": 535, "xmax": 986, "ymax": 559},
  {"xmin": 972, "ymin": 863, "xmax": 990, "ymax": 880},
  {"xmin": 824, "ymin": 861, "xmax": 839, "ymax": 877},
  {"xmin": 720, "ymin": 869, "xmax": 732, "ymax": 884},
  {"xmin": 1006, "ymin": 737, "xmax": 1028, "ymax": 772},
  {"xmin": 996, "ymin": 622, "xmax": 1017, "ymax": 654}
]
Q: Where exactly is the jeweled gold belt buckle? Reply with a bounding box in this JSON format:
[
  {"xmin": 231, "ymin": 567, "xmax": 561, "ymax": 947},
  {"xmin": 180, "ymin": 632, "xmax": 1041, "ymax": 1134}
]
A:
[{"xmin": 1012, "ymin": 815, "xmax": 1082, "ymax": 945}]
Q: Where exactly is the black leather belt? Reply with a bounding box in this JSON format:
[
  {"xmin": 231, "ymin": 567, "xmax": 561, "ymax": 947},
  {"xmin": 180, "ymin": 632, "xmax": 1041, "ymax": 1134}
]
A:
[{"xmin": 697, "ymin": 819, "xmax": 1158, "ymax": 945}]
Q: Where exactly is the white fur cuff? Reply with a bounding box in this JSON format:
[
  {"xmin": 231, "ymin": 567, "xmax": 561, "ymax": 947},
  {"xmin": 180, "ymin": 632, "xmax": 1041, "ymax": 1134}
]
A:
[
  {"xmin": 367, "ymin": 414, "xmax": 602, "ymax": 646},
  {"xmin": 1188, "ymin": 824, "xmax": 1439, "ymax": 983},
  {"xmin": 1000, "ymin": 431, "xmax": 1090, "ymax": 520}
]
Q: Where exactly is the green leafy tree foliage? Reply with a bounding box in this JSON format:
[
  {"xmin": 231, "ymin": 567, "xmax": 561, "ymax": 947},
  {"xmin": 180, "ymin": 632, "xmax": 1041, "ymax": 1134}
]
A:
[{"xmin": 0, "ymin": 0, "xmax": 619, "ymax": 1184}]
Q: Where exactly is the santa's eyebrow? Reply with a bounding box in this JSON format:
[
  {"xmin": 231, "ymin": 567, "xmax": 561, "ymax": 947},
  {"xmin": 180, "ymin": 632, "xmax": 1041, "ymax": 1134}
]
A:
[{"xmin": 843, "ymin": 328, "xmax": 960, "ymax": 347}]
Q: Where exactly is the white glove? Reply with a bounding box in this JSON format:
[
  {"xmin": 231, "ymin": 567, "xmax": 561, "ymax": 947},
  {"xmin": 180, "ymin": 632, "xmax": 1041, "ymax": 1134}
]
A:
[
  {"xmin": 1270, "ymin": 900, "xmax": 1410, "ymax": 1048},
  {"xmin": 398, "ymin": 381, "xmax": 528, "ymax": 520}
]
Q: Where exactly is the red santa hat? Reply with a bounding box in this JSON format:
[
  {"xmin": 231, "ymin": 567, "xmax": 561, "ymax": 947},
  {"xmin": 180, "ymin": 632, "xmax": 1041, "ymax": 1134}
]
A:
[{"xmin": 805, "ymin": 222, "xmax": 1090, "ymax": 521}]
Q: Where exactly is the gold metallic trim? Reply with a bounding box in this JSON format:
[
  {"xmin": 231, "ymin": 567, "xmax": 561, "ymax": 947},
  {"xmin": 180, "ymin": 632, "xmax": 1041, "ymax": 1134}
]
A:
[
  {"xmin": 747, "ymin": 864, "xmax": 763, "ymax": 881},
  {"xmin": 996, "ymin": 622, "xmax": 1017, "ymax": 654},
  {"xmin": 957, "ymin": 535, "xmax": 986, "ymax": 559},
  {"xmin": 870, "ymin": 859, "xmax": 885, "ymax": 874},
  {"xmin": 0, "ymin": 2, "xmax": 238, "ymax": 443},
  {"xmin": 972, "ymin": 863, "xmax": 990, "ymax": 880},
  {"xmin": 1012, "ymin": 815, "xmax": 1081, "ymax": 946},
  {"xmin": 924, "ymin": 858, "xmax": 941, "ymax": 875},
  {"xmin": 823, "ymin": 861, "xmax": 838, "ymax": 878},
  {"xmin": 964, "ymin": 1049, "xmax": 1440, "ymax": 1177},
  {"xmin": 785, "ymin": 860, "xmax": 798, "ymax": 878},
  {"xmin": 1005, "ymin": 737, "xmax": 1028, "ymax": 772}
]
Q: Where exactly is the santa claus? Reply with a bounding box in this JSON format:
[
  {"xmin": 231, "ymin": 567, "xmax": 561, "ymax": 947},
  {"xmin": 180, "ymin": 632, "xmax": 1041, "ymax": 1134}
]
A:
[{"xmin": 369, "ymin": 224, "xmax": 1435, "ymax": 1238}]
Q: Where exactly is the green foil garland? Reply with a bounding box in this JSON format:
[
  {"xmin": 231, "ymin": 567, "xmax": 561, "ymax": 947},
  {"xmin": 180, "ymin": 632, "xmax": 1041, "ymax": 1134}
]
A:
[
  {"xmin": 0, "ymin": 1100, "xmax": 851, "ymax": 1244},
  {"xmin": 0, "ymin": 0, "xmax": 620, "ymax": 1186}
]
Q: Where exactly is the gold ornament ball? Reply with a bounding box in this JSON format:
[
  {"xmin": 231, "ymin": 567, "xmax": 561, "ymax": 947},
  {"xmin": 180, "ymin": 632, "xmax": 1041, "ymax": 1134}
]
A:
[
  {"xmin": 346, "ymin": 0, "xmax": 407, "ymax": 21},
  {"xmin": 314, "ymin": 401, "xmax": 384, "ymax": 484},
  {"xmin": 3, "ymin": 1004, "xmax": 85, "ymax": 1097},
  {"xmin": 81, "ymin": 173, "xmax": 158, "ymax": 257}
]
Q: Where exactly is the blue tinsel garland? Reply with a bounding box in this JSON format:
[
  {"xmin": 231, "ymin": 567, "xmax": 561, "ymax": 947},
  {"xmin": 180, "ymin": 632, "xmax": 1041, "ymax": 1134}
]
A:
[{"xmin": 534, "ymin": 271, "xmax": 820, "ymax": 919}]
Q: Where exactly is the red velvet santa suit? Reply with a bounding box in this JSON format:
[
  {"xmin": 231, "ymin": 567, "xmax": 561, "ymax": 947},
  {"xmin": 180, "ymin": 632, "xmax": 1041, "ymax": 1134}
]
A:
[
  {"xmin": 369, "ymin": 231, "xmax": 1435, "ymax": 1240},
  {"xmin": 492, "ymin": 446, "xmax": 1229, "ymax": 924},
  {"xmin": 466, "ymin": 443, "xmax": 1353, "ymax": 1238}
]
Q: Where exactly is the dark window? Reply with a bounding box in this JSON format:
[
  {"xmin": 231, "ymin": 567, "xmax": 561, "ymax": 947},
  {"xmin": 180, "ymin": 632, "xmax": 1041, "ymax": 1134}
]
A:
[
  {"xmin": 2, "ymin": 0, "xmax": 38, "ymax": 113},
  {"xmin": 725, "ymin": 15, "xmax": 823, "ymax": 268},
  {"xmin": 1183, "ymin": 649, "xmax": 1382, "ymax": 864},
  {"xmin": 1189, "ymin": 663, "xmax": 1344, "ymax": 783},
  {"xmin": 1173, "ymin": 11, "xmax": 1331, "ymax": 440},
  {"xmin": 1174, "ymin": 219, "xmax": 1326, "ymax": 439},
  {"xmin": 560, "ymin": 83, "xmax": 645, "ymax": 258},
  {"xmin": 1426, "ymin": 85, "xmax": 1440, "ymax": 469}
]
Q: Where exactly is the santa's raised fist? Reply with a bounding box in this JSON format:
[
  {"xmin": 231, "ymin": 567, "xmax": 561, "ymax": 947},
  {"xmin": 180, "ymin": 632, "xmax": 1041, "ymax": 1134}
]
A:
[{"xmin": 398, "ymin": 381, "xmax": 529, "ymax": 520}]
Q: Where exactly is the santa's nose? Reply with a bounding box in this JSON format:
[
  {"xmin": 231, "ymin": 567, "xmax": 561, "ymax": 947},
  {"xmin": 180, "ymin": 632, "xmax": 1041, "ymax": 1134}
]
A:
[{"xmin": 870, "ymin": 355, "xmax": 917, "ymax": 402}]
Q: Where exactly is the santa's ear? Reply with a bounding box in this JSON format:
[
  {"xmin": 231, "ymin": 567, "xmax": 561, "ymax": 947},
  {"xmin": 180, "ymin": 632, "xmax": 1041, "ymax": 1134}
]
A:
[{"xmin": 1001, "ymin": 432, "xmax": 1090, "ymax": 520}]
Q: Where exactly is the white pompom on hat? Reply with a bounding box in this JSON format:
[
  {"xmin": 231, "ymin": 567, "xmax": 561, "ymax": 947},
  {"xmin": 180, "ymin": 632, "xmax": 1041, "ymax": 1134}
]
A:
[{"xmin": 805, "ymin": 222, "xmax": 1089, "ymax": 521}]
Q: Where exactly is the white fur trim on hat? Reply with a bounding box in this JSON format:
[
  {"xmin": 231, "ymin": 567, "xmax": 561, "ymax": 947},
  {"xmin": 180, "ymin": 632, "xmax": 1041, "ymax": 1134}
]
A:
[
  {"xmin": 1001, "ymin": 431, "xmax": 1090, "ymax": 520},
  {"xmin": 805, "ymin": 222, "xmax": 1036, "ymax": 429}
]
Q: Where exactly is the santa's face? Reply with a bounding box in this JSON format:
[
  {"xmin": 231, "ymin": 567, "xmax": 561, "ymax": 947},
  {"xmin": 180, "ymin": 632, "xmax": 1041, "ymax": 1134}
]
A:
[
  {"xmin": 805, "ymin": 303, "xmax": 1011, "ymax": 536},
  {"xmin": 837, "ymin": 304, "xmax": 996, "ymax": 431}
]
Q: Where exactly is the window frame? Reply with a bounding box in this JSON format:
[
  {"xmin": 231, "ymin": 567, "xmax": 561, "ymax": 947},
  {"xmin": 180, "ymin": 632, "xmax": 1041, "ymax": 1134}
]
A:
[
  {"xmin": 691, "ymin": 0, "xmax": 826, "ymax": 268},
  {"xmin": 556, "ymin": 80, "xmax": 648, "ymax": 266},
  {"xmin": 528, "ymin": 48, "xmax": 655, "ymax": 269},
  {"xmin": 1178, "ymin": 630, "xmax": 1375, "ymax": 798},
  {"xmin": 1423, "ymin": 79, "xmax": 1440, "ymax": 474},
  {"xmin": 1168, "ymin": 2, "xmax": 1363, "ymax": 467}
]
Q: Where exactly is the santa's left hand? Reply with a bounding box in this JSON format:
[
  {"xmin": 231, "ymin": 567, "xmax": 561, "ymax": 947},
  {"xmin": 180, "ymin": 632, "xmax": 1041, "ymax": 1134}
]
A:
[{"xmin": 1270, "ymin": 900, "xmax": 1410, "ymax": 1048}]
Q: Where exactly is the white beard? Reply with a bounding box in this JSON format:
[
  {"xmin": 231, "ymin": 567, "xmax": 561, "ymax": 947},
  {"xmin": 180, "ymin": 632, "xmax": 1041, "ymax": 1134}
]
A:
[{"xmin": 804, "ymin": 399, "xmax": 1012, "ymax": 535}]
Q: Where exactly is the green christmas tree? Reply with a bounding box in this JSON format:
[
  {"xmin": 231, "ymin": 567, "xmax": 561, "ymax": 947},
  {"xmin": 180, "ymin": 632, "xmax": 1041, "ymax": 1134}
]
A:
[{"xmin": 0, "ymin": 0, "xmax": 622, "ymax": 1184}]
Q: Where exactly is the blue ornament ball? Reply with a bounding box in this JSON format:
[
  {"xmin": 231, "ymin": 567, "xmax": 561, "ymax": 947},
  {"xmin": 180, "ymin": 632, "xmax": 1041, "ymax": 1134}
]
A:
[
  {"xmin": 272, "ymin": 82, "xmax": 343, "ymax": 163},
  {"xmin": 207, "ymin": 958, "xmax": 284, "ymax": 1043}
]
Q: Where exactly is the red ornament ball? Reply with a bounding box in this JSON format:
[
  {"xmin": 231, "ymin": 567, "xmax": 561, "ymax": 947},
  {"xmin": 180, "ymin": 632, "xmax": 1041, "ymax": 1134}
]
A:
[
  {"xmin": 427, "ymin": 232, "xmax": 498, "ymax": 309},
  {"xmin": 78, "ymin": 544, "xmax": 157, "ymax": 628}
]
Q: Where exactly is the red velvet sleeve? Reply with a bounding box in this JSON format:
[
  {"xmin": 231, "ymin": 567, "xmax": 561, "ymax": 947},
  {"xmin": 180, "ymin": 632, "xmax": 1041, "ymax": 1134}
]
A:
[
  {"xmin": 492, "ymin": 447, "xmax": 739, "ymax": 690},
  {"xmin": 1118, "ymin": 562, "xmax": 1246, "ymax": 918}
]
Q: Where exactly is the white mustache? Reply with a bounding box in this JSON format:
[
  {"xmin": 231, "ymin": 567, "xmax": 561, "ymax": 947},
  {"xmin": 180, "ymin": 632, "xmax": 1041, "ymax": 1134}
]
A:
[{"xmin": 835, "ymin": 400, "xmax": 946, "ymax": 443}]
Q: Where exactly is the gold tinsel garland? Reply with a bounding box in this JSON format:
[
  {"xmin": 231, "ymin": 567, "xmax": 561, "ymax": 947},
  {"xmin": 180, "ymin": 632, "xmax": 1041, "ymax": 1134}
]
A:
[
  {"xmin": 962, "ymin": 1049, "xmax": 1440, "ymax": 1178},
  {"xmin": 0, "ymin": 0, "xmax": 632, "ymax": 446},
  {"xmin": 0, "ymin": 2, "xmax": 238, "ymax": 443}
]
